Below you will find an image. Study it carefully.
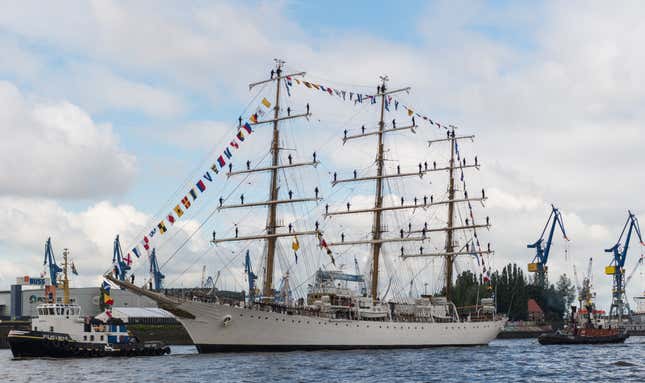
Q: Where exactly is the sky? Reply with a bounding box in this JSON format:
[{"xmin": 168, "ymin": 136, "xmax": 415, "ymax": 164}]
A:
[{"xmin": 0, "ymin": 0, "xmax": 644, "ymax": 312}]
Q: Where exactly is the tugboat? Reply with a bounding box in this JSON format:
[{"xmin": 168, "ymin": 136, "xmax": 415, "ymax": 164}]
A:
[
  {"xmin": 8, "ymin": 247, "xmax": 170, "ymax": 358},
  {"xmin": 538, "ymin": 305, "xmax": 629, "ymax": 345}
]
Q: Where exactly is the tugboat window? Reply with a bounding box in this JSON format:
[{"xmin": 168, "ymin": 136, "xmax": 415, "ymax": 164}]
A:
[
  {"xmin": 84, "ymin": 335, "xmax": 87, "ymax": 341},
  {"xmin": 90, "ymin": 335, "xmax": 94, "ymax": 341},
  {"xmin": 50, "ymin": 326, "xmax": 54, "ymax": 332}
]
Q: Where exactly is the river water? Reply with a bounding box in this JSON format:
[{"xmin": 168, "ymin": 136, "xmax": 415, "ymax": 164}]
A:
[{"xmin": 1, "ymin": 338, "xmax": 643, "ymax": 382}]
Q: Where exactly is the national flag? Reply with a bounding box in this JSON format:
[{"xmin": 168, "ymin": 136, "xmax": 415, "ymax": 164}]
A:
[
  {"xmin": 173, "ymin": 205, "xmax": 184, "ymax": 218},
  {"xmin": 236, "ymin": 130, "xmax": 246, "ymax": 141},
  {"xmin": 242, "ymin": 123, "xmax": 253, "ymax": 134},
  {"xmin": 292, "ymin": 236, "xmax": 300, "ymax": 251},
  {"xmin": 132, "ymin": 246, "xmax": 141, "ymax": 258},
  {"xmin": 196, "ymin": 180, "xmax": 206, "ymax": 192},
  {"xmin": 189, "ymin": 188, "xmax": 198, "ymax": 200},
  {"xmin": 158, "ymin": 221, "xmax": 167, "ymax": 234},
  {"xmin": 230, "ymin": 140, "xmax": 239, "ymax": 149},
  {"xmin": 71, "ymin": 262, "xmax": 78, "ymax": 275},
  {"xmin": 182, "ymin": 196, "xmax": 191, "ymax": 209},
  {"xmin": 249, "ymin": 113, "xmax": 258, "ymax": 123},
  {"xmin": 223, "ymin": 148, "xmax": 232, "ymax": 159},
  {"xmin": 261, "ymin": 97, "xmax": 271, "ymax": 108},
  {"xmin": 104, "ymin": 294, "xmax": 114, "ymax": 306},
  {"xmin": 217, "ymin": 155, "xmax": 226, "ymax": 167},
  {"xmin": 167, "ymin": 214, "xmax": 176, "ymax": 224},
  {"xmin": 101, "ymin": 281, "xmax": 111, "ymax": 294}
]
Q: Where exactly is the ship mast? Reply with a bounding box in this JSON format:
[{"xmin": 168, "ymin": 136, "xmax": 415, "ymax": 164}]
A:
[
  {"xmin": 62, "ymin": 248, "xmax": 70, "ymax": 304},
  {"xmin": 212, "ymin": 60, "xmax": 315, "ymax": 302},
  {"xmin": 370, "ymin": 76, "xmax": 388, "ymax": 301},
  {"xmin": 444, "ymin": 132, "xmax": 456, "ymax": 299},
  {"xmin": 265, "ymin": 59, "xmax": 283, "ymax": 298},
  {"xmin": 327, "ymin": 104, "xmax": 493, "ymax": 301}
]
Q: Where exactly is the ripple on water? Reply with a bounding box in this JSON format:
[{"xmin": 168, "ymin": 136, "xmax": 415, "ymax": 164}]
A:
[{"xmin": 1, "ymin": 338, "xmax": 645, "ymax": 382}]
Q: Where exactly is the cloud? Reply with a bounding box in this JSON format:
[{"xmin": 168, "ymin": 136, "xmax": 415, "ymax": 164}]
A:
[
  {"xmin": 0, "ymin": 81, "xmax": 136, "ymax": 198},
  {"xmin": 0, "ymin": 196, "xmax": 211, "ymax": 289},
  {"xmin": 0, "ymin": 1, "xmax": 644, "ymax": 307}
]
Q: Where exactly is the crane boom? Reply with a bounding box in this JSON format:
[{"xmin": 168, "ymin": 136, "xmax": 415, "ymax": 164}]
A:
[
  {"xmin": 111, "ymin": 235, "xmax": 130, "ymax": 281},
  {"xmin": 604, "ymin": 210, "xmax": 644, "ymax": 319},
  {"xmin": 149, "ymin": 248, "xmax": 165, "ymax": 291},
  {"xmin": 527, "ymin": 205, "xmax": 569, "ymax": 285},
  {"xmin": 43, "ymin": 237, "xmax": 63, "ymax": 287}
]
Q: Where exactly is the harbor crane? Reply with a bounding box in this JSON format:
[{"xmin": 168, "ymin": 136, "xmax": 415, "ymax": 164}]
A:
[
  {"xmin": 605, "ymin": 211, "xmax": 644, "ymax": 319},
  {"xmin": 578, "ymin": 257, "xmax": 594, "ymax": 310},
  {"xmin": 111, "ymin": 235, "xmax": 130, "ymax": 281},
  {"xmin": 43, "ymin": 237, "xmax": 63, "ymax": 286},
  {"xmin": 149, "ymin": 248, "xmax": 165, "ymax": 291},
  {"xmin": 527, "ymin": 205, "xmax": 569, "ymax": 286},
  {"xmin": 244, "ymin": 250, "xmax": 258, "ymax": 302}
]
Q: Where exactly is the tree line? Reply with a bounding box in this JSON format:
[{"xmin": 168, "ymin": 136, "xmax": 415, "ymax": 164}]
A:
[{"xmin": 450, "ymin": 263, "xmax": 575, "ymax": 322}]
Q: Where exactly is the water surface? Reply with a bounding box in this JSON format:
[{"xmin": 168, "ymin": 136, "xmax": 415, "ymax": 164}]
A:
[{"xmin": 1, "ymin": 338, "xmax": 643, "ymax": 382}]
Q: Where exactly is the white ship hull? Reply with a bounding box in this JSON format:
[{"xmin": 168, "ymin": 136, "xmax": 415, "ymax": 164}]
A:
[{"xmin": 176, "ymin": 301, "xmax": 506, "ymax": 353}]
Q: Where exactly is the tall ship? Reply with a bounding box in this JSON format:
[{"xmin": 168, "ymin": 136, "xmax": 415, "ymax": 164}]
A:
[{"xmin": 107, "ymin": 61, "xmax": 506, "ymax": 352}]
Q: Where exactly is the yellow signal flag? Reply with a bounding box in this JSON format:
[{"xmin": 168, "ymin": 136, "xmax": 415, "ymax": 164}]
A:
[
  {"xmin": 261, "ymin": 97, "xmax": 271, "ymax": 108},
  {"xmin": 292, "ymin": 236, "xmax": 300, "ymax": 251},
  {"xmin": 173, "ymin": 205, "xmax": 184, "ymax": 218}
]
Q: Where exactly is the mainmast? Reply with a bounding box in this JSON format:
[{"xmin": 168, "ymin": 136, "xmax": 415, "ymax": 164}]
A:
[
  {"xmin": 444, "ymin": 132, "xmax": 457, "ymax": 299},
  {"xmin": 370, "ymin": 76, "xmax": 388, "ymax": 301},
  {"xmin": 212, "ymin": 60, "xmax": 315, "ymax": 302}
]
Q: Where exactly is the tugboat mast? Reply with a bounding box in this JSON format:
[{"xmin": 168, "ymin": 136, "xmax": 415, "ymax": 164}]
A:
[{"xmin": 62, "ymin": 248, "xmax": 70, "ymax": 304}]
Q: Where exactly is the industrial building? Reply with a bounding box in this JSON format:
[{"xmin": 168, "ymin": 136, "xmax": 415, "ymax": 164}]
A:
[{"xmin": 0, "ymin": 286, "xmax": 157, "ymax": 320}]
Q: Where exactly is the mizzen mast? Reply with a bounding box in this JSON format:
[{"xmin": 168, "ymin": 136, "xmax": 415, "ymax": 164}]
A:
[{"xmin": 211, "ymin": 60, "xmax": 316, "ymax": 301}]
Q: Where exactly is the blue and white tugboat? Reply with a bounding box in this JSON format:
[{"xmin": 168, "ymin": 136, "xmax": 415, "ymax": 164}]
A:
[{"xmin": 8, "ymin": 247, "xmax": 170, "ymax": 358}]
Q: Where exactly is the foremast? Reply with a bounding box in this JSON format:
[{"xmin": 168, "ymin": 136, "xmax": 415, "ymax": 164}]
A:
[{"xmin": 212, "ymin": 60, "xmax": 316, "ymax": 301}]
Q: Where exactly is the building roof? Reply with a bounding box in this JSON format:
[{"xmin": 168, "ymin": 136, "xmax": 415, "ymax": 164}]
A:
[
  {"xmin": 95, "ymin": 307, "xmax": 175, "ymax": 322},
  {"xmin": 527, "ymin": 299, "xmax": 543, "ymax": 313}
]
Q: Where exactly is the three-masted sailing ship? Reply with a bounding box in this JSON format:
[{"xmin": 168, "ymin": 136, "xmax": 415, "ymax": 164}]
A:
[{"xmin": 107, "ymin": 61, "xmax": 505, "ymax": 352}]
